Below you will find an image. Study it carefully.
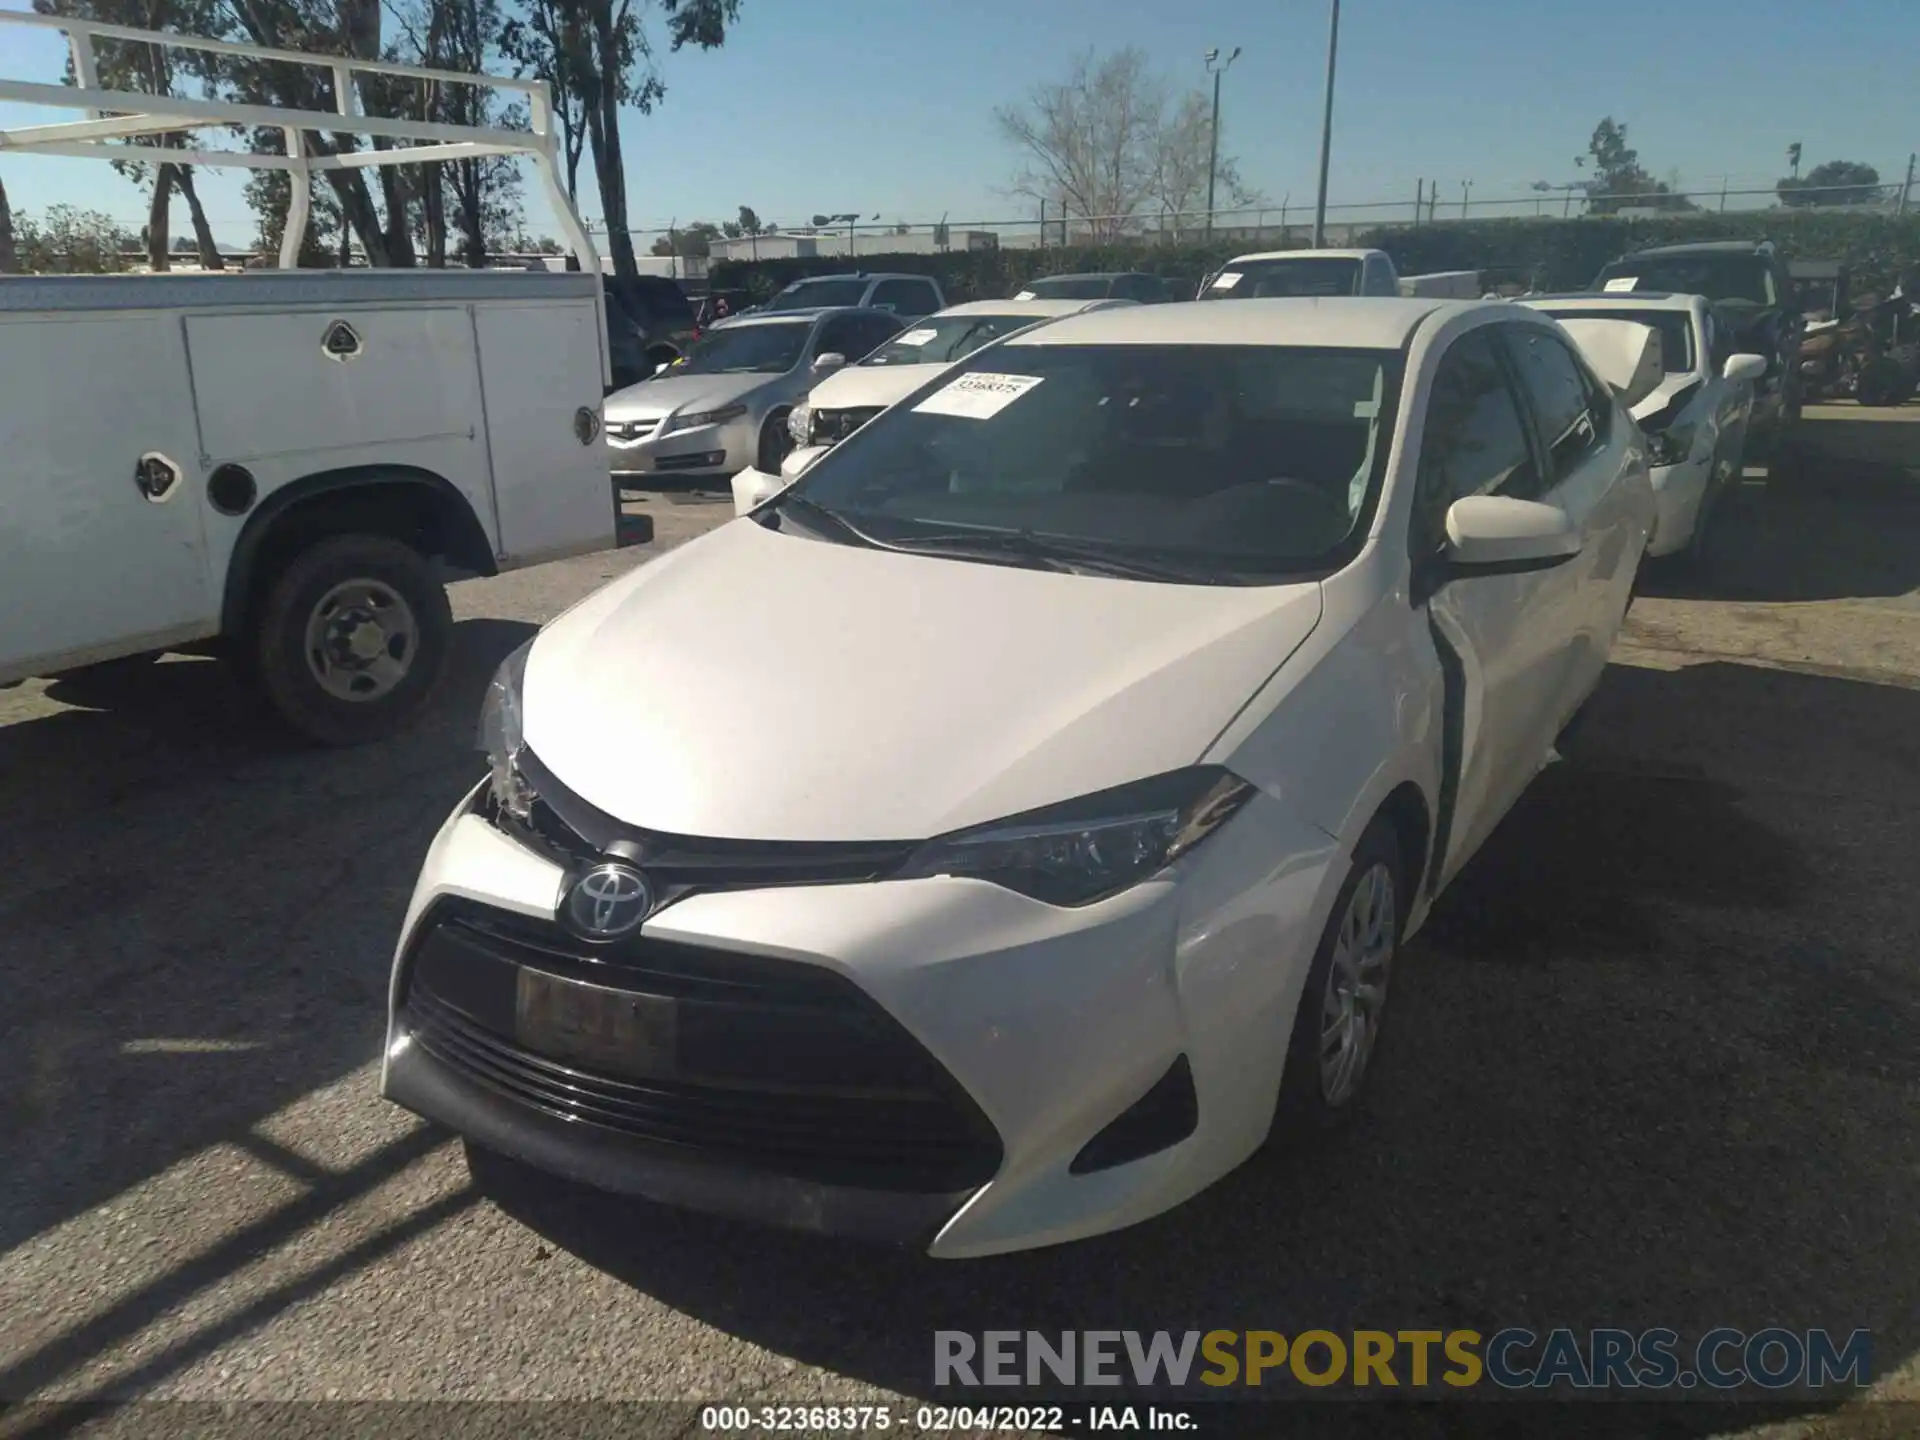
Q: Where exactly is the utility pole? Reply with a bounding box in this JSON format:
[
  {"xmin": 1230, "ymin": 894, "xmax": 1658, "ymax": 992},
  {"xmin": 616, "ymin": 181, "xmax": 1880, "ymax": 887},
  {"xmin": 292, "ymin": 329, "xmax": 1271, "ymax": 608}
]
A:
[
  {"xmin": 1461, "ymin": 180, "xmax": 1472, "ymax": 220},
  {"xmin": 1311, "ymin": 0, "xmax": 1340, "ymax": 247},
  {"xmin": 1415, "ymin": 178, "xmax": 1424, "ymax": 225},
  {"xmin": 1039, "ymin": 199, "xmax": 1047, "ymax": 250},
  {"xmin": 1900, "ymin": 153, "xmax": 1915, "ymax": 218},
  {"xmin": 1718, "ymin": 174, "xmax": 1728, "ymax": 212},
  {"xmin": 1203, "ymin": 46, "xmax": 1241, "ymax": 241}
]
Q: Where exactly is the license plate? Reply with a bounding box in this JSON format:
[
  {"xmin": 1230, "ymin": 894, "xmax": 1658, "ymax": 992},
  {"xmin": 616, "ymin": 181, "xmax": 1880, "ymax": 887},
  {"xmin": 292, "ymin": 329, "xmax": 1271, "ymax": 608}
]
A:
[{"xmin": 515, "ymin": 968, "xmax": 676, "ymax": 1078}]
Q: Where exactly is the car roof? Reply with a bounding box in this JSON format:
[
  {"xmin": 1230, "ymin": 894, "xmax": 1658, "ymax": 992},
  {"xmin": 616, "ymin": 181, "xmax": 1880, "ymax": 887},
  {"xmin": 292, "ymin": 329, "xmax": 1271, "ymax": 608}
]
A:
[
  {"xmin": 719, "ymin": 305, "xmax": 894, "ymax": 328},
  {"xmin": 1025, "ymin": 272, "xmax": 1149, "ymax": 283},
  {"xmin": 1224, "ymin": 249, "xmax": 1378, "ymax": 264},
  {"xmin": 1523, "ymin": 291, "xmax": 1702, "ymax": 312},
  {"xmin": 782, "ymin": 272, "xmax": 935, "ymax": 285},
  {"xmin": 1003, "ymin": 296, "xmax": 1487, "ymax": 349},
  {"xmin": 934, "ymin": 298, "xmax": 1122, "ymax": 318},
  {"xmin": 1611, "ymin": 241, "xmax": 1770, "ymax": 260}
]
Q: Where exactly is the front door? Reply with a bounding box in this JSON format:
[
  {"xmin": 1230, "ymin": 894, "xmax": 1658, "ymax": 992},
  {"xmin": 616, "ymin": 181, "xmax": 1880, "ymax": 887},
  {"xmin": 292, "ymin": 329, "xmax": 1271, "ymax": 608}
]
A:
[
  {"xmin": 1411, "ymin": 326, "xmax": 1584, "ymax": 890},
  {"xmin": 0, "ymin": 312, "xmax": 215, "ymax": 680}
]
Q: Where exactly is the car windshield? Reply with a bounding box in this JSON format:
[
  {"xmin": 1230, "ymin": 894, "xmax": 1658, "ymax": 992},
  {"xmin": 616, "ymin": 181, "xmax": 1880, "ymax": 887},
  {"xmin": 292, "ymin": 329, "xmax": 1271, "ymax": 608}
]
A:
[
  {"xmin": 765, "ymin": 279, "xmax": 869, "ymax": 311},
  {"xmin": 664, "ymin": 322, "xmax": 809, "ymax": 375},
  {"xmin": 1201, "ymin": 258, "xmax": 1361, "ymax": 300},
  {"xmin": 1540, "ymin": 308, "xmax": 1696, "ymax": 374},
  {"xmin": 1021, "ymin": 276, "xmax": 1113, "ymax": 300},
  {"xmin": 862, "ymin": 313, "xmax": 1046, "ymax": 366},
  {"xmin": 1595, "ymin": 257, "xmax": 1775, "ymax": 307},
  {"xmin": 783, "ymin": 343, "xmax": 1400, "ymax": 582}
]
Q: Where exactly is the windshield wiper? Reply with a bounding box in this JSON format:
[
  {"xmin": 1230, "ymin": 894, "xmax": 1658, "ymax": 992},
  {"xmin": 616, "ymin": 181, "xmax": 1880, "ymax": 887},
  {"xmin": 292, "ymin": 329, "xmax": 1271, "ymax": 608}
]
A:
[
  {"xmin": 760, "ymin": 491, "xmax": 890, "ymax": 549},
  {"xmin": 882, "ymin": 529, "xmax": 1246, "ymax": 584}
]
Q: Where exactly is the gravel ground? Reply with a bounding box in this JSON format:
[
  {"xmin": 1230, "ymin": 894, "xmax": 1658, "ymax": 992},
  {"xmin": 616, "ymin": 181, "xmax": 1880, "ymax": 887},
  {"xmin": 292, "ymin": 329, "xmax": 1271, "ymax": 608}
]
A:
[{"xmin": 2, "ymin": 466, "xmax": 1917, "ymax": 1440}]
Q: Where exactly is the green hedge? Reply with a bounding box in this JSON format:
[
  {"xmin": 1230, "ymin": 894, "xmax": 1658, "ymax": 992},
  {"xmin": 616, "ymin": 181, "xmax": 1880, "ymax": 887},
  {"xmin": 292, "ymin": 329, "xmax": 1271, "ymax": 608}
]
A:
[{"xmin": 706, "ymin": 211, "xmax": 1920, "ymax": 304}]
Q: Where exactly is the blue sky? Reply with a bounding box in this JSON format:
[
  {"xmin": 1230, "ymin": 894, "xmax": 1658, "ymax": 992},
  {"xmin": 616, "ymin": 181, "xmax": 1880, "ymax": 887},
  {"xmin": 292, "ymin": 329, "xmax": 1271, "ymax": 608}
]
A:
[{"xmin": 2, "ymin": 0, "xmax": 1914, "ymax": 248}]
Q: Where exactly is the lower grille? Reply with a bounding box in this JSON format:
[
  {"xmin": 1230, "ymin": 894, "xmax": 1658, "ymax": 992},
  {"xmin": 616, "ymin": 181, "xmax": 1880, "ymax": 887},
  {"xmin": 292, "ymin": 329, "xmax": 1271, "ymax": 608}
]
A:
[{"xmin": 401, "ymin": 902, "xmax": 1002, "ymax": 1193}]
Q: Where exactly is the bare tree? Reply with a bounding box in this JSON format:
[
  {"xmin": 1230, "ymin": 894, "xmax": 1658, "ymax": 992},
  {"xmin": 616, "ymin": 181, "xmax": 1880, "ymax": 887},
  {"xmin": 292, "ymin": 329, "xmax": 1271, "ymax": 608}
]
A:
[
  {"xmin": 995, "ymin": 47, "xmax": 1167, "ymax": 239},
  {"xmin": 1150, "ymin": 89, "xmax": 1258, "ymax": 237}
]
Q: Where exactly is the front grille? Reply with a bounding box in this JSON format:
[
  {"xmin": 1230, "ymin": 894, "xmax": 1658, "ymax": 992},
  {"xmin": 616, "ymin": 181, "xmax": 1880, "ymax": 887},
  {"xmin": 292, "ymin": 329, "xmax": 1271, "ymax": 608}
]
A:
[
  {"xmin": 401, "ymin": 901, "xmax": 1003, "ymax": 1193},
  {"xmin": 606, "ymin": 417, "xmax": 660, "ymax": 442},
  {"xmin": 812, "ymin": 407, "xmax": 883, "ymax": 444}
]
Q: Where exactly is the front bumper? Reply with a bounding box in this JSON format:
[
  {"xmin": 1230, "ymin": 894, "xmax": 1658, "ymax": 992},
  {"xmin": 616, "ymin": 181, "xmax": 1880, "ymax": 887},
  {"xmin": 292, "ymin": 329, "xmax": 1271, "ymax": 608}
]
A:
[
  {"xmin": 606, "ymin": 413, "xmax": 758, "ymax": 480},
  {"xmin": 383, "ymin": 781, "xmax": 1339, "ymax": 1257}
]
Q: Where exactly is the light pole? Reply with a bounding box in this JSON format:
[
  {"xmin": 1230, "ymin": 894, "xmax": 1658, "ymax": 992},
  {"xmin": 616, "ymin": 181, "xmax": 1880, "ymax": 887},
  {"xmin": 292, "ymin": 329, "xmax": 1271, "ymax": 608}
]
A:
[
  {"xmin": 1311, "ymin": 0, "xmax": 1340, "ymax": 247},
  {"xmin": 1203, "ymin": 46, "xmax": 1241, "ymax": 241}
]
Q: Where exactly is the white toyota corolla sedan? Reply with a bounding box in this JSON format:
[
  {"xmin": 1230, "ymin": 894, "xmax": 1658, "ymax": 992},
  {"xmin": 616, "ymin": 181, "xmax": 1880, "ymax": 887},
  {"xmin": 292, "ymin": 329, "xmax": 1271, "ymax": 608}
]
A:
[{"xmin": 383, "ymin": 298, "xmax": 1654, "ymax": 1258}]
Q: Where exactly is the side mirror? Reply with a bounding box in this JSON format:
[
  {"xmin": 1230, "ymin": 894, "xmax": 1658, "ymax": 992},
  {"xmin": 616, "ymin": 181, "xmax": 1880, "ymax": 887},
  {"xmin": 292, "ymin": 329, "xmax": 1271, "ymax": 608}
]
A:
[
  {"xmin": 780, "ymin": 444, "xmax": 831, "ymax": 480},
  {"xmin": 731, "ymin": 465, "xmax": 791, "ymax": 517},
  {"xmin": 1443, "ymin": 495, "xmax": 1582, "ymax": 574},
  {"xmin": 813, "ymin": 351, "xmax": 847, "ymax": 374},
  {"xmin": 1722, "ymin": 353, "xmax": 1767, "ymax": 384}
]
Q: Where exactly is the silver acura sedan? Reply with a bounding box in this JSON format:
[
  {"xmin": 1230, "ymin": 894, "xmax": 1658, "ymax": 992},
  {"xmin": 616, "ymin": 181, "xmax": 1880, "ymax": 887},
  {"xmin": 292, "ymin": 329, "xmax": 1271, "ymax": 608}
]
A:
[{"xmin": 604, "ymin": 307, "xmax": 904, "ymax": 482}]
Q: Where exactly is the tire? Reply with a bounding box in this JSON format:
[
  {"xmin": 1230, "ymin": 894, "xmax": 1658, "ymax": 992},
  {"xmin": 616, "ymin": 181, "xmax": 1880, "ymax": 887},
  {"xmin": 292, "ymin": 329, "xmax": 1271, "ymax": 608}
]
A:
[
  {"xmin": 1266, "ymin": 818, "xmax": 1405, "ymax": 1148},
  {"xmin": 1855, "ymin": 359, "xmax": 1906, "ymax": 409},
  {"xmin": 758, "ymin": 408, "xmax": 794, "ymax": 474},
  {"xmin": 249, "ymin": 533, "xmax": 453, "ymax": 747}
]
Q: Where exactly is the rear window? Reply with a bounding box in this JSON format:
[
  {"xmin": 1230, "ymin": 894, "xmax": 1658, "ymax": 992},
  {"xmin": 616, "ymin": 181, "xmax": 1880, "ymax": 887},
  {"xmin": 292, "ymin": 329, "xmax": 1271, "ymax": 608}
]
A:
[
  {"xmin": 609, "ymin": 279, "xmax": 694, "ymax": 325},
  {"xmin": 1201, "ymin": 258, "xmax": 1362, "ymax": 300},
  {"xmin": 1594, "ymin": 256, "xmax": 1775, "ymax": 308}
]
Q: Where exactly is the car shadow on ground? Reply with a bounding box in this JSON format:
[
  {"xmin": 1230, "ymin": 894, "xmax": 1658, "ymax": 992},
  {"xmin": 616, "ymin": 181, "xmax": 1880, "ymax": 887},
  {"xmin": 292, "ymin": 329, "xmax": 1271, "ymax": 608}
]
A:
[
  {"xmin": 1638, "ymin": 468, "xmax": 1920, "ymax": 604},
  {"xmin": 0, "ymin": 616, "xmax": 533, "ymax": 1258},
  {"xmin": 476, "ymin": 657, "xmax": 1920, "ymax": 1438}
]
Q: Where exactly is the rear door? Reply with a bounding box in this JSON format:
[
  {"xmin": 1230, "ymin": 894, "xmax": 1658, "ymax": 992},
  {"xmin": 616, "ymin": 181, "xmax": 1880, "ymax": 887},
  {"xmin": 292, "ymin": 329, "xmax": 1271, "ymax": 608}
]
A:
[
  {"xmin": 1412, "ymin": 325, "xmax": 1581, "ymax": 887},
  {"xmin": 0, "ymin": 310, "xmax": 216, "ymax": 679},
  {"xmin": 871, "ymin": 278, "xmax": 940, "ymax": 318}
]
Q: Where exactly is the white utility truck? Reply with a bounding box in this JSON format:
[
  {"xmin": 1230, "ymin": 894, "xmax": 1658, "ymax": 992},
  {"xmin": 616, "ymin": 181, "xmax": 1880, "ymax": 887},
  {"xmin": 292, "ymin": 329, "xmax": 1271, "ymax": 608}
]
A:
[{"xmin": 0, "ymin": 13, "xmax": 621, "ymax": 745}]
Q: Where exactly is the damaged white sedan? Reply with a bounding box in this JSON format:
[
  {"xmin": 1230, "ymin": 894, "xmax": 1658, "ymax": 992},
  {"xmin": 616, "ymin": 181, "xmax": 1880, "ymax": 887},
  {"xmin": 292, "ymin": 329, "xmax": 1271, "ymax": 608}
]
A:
[{"xmin": 383, "ymin": 298, "xmax": 1652, "ymax": 1257}]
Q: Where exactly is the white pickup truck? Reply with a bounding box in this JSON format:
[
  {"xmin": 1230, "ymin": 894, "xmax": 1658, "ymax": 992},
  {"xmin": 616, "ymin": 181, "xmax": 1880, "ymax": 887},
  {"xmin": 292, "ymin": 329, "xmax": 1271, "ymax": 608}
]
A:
[
  {"xmin": 1198, "ymin": 248, "xmax": 1483, "ymax": 302},
  {"xmin": 0, "ymin": 13, "xmax": 621, "ymax": 745}
]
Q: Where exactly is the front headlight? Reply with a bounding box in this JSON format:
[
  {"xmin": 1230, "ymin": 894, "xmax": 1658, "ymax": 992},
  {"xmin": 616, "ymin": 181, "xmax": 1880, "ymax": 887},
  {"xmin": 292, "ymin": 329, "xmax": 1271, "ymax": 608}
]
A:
[
  {"xmin": 661, "ymin": 403, "xmax": 748, "ymax": 435},
  {"xmin": 894, "ymin": 767, "xmax": 1254, "ymax": 906},
  {"xmin": 788, "ymin": 403, "xmax": 813, "ymax": 444},
  {"xmin": 1645, "ymin": 423, "xmax": 1697, "ymax": 467},
  {"xmin": 477, "ymin": 639, "xmax": 535, "ymax": 822}
]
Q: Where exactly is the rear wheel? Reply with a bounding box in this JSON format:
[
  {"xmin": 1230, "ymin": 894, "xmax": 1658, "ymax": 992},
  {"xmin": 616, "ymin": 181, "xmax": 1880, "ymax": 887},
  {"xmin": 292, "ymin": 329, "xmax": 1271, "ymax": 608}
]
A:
[
  {"xmin": 250, "ymin": 533, "xmax": 452, "ymax": 746},
  {"xmin": 1266, "ymin": 819, "xmax": 1403, "ymax": 1147}
]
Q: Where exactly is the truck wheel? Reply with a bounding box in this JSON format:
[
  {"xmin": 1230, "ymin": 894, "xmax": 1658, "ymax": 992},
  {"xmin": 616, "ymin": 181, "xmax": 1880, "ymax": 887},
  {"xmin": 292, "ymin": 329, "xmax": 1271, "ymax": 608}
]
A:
[{"xmin": 250, "ymin": 534, "xmax": 452, "ymax": 747}]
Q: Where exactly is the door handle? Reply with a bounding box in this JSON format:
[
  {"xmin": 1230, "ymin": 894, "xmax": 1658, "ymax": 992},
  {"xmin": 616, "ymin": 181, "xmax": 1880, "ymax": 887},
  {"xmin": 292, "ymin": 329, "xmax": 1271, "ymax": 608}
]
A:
[{"xmin": 134, "ymin": 452, "xmax": 183, "ymax": 502}]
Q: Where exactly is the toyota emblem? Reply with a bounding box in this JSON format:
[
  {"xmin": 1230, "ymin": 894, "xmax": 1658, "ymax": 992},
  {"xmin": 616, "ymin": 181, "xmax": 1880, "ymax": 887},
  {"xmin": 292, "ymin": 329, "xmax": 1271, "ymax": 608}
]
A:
[{"xmin": 565, "ymin": 862, "xmax": 652, "ymax": 939}]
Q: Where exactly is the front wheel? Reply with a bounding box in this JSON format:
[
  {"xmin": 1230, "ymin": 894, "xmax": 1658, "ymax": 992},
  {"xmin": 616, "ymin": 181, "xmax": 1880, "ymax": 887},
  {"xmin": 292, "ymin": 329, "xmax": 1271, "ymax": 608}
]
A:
[
  {"xmin": 758, "ymin": 408, "xmax": 794, "ymax": 474},
  {"xmin": 1266, "ymin": 820, "xmax": 1404, "ymax": 1148},
  {"xmin": 250, "ymin": 533, "xmax": 453, "ymax": 747}
]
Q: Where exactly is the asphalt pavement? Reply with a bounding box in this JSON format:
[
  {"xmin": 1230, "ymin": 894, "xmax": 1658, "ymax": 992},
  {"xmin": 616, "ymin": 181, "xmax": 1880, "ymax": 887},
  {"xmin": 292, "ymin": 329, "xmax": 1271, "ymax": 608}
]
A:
[{"xmin": 2, "ymin": 469, "xmax": 1917, "ymax": 1440}]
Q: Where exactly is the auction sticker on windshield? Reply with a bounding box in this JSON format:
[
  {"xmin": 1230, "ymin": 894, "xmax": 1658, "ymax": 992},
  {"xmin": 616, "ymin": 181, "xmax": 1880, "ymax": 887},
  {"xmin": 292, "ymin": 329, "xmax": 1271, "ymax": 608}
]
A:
[
  {"xmin": 897, "ymin": 328, "xmax": 938, "ymax": 347},
  {"xmin": 913, "ymin": 371, "xmax": 1045, "ymax": 419},
  {"xmin": 1604, "ymin": 276, "xmax": 1639, "ymax": 292},
  {"xmin": 1211, "ymin": 272, "xmax": 1243, "ymax": 290}
]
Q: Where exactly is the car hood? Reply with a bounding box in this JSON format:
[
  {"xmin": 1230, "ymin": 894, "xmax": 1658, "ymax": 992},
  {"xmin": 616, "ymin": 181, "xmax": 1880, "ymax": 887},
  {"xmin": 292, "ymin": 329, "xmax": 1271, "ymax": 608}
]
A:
[
  {"xmin": 806, "ymin": 362, "xmax": 946, "ymax": 412},
  {"xmin": 522, "ymin": 520, "xmax": 1324, "ymax": 841},
  {"xmin": 604, "ymin": 369, "xmax": 777, "ymax": 421}
]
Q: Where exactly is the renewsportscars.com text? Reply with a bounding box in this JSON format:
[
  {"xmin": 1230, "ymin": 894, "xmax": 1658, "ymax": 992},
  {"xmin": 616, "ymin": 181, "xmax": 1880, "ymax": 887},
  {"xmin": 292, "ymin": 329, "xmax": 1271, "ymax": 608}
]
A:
[{"xmin": 934, "ymin": 1328, "xmax": 1873, "ymax": 1392}]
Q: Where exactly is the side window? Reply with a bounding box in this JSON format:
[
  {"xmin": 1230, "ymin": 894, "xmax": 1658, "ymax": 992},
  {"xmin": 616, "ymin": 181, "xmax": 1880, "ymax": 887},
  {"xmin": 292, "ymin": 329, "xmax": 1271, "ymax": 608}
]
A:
[
  {"xmin": 1363, "ymin": 257, "xmax": 1393, "ymax": 295},
  {"xmin": 1500, "ymin": 327, "xmax": 1604, "ymax": 486},
  {"xmin": 815, "ymin": 316, "xmax": 862, "ymax": 358},
  {"xmin": 873, "ymin": 279, "xmax": 937, "ymax": 317},
  {"xmin": 1412, "ymin": 330, "xmax": 1540, "ymax": 556},
  {"xmin": 849, "ymin": 314, "xmax": 902, "ymax": 358}
]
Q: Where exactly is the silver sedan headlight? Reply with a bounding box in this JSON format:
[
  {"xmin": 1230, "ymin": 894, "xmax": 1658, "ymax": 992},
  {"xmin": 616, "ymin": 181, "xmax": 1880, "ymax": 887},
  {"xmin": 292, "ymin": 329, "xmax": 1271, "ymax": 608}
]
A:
[
  {"xmin": 894, "ymin": 767, "xmax": 1253, "ymax": 906},
  {"xmin": 659, "ymin": 403, "xmax": 747, "ymax": 436},
  {"xmin": 477, "ymin": 639, "xmax": 535, "ymax": 822},
  {"xmin": 787, "ymin": 403, "xmax": 813, "ymax": 444}
]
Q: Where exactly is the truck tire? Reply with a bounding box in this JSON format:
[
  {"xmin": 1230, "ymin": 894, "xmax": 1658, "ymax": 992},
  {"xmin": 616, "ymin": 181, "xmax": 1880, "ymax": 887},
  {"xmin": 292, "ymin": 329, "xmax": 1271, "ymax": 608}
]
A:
[{"xmin": 250, "ymin": 533, "xmax": 452, "ymax": 747}]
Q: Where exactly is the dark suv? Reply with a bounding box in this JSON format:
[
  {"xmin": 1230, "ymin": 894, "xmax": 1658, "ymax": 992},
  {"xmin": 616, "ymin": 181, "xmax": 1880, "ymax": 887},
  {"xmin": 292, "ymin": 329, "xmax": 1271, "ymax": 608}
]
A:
[
  {"xmin": 603, "ymin": 275, "xmax": 700, "ymax": 392},
  {"xmin": 1591, "ymin": 240, "xmax": 1802, "ymax": 452}
]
